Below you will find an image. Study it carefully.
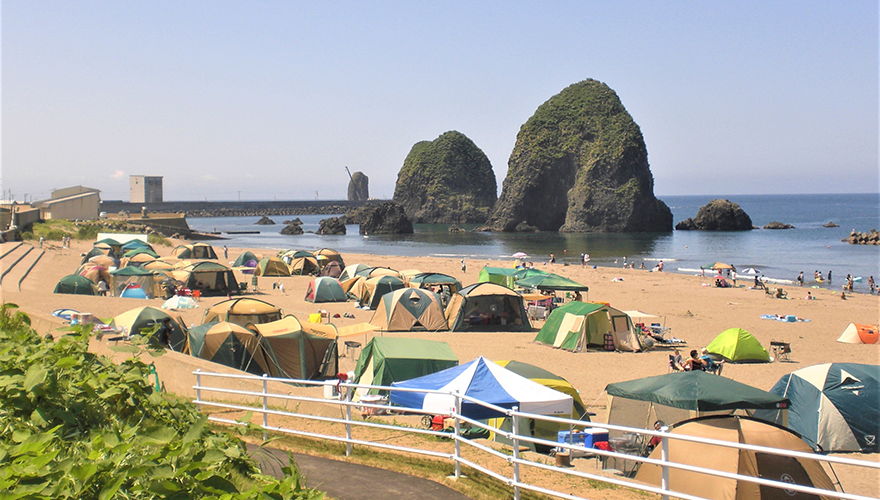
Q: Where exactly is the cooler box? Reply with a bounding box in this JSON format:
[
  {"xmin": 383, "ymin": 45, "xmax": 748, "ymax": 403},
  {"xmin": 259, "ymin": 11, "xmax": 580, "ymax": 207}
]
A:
[
  {"xmin": 71, "ymin": 312, "xmax": 96, "ymax": 325},
  {"xmin": 558, "ymin": 428, "xmax": 610, "ymax": 448}
]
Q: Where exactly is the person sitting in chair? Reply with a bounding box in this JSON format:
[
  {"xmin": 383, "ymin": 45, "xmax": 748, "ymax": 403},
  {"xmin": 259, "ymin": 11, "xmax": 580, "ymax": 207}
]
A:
[
  {"xmin": 700, "ymin": 348, "xmax": 724, "ymax": 375},
  {"xmin": 683, "ymin": 350, "xmax": 704, "ymax": 371},
  {"xmin": 669, "ymin": 348, "xmax": 684, "ymax": 372},
  {"xmin": 646, "ymin": 420, "xmax": 665, "ymax": 454}
]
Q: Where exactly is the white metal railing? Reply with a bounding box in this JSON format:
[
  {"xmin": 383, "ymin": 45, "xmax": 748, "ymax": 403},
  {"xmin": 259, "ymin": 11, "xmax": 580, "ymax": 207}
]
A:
[{"xmin": 193, "ymin": 370, "xmax": 880, "ymax": 500}]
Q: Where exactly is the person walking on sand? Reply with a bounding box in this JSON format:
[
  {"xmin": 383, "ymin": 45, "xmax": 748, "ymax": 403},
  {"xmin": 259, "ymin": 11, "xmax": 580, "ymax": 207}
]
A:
[
  {"xmin": 460, "ymin": 258, "xmax": 466, "ymax": 273},
  {"xmin": 223, "ymin": 245, "xmax": 228, "ymax": 259},
  {"xmin": 39, "ymin": 236, "xmax": 44, "ymax": 248}
]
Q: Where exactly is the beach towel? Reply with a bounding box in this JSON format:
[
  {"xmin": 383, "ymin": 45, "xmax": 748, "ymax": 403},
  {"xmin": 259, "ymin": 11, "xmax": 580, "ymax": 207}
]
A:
[{"xmin": 761, "ymin": 314, "xmax": 810, "ymax": 323}]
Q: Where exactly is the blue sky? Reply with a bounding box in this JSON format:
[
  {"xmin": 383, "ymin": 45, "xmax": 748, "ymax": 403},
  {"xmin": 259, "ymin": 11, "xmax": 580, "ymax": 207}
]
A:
[{"xmin": 3, "ymin": 1, "xmax": 878, "ymax": 201}]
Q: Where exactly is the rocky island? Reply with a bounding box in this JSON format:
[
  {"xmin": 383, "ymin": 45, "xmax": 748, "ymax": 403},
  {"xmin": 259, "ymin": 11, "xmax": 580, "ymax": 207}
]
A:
[
  {"xmin": 486, "ymin": 79, "xmax": 672, "ymax": 232},
  {"xmin": 393, "ymin": 131, "xmax": 497, "ymax": 223},
  {"xmin": 675, "ymin": 199, "xmax": 753, "ymax": 231}
]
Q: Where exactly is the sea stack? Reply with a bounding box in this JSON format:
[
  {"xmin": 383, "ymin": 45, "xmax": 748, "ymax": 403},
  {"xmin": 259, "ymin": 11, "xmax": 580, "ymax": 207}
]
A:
[
  {"xmin": 675, "ymin": 199, "xmax": 753, "ymax": 231},
  {"xmin": 393, "ymin": 131, "xmax": 497, "ymax": 223},
  {"xmin": 487, "ymin": 79, "xmax": 672, "ymax": 232},
  {"xmin": 347, "ymin": 171, "xmax": 369, "ymax": 201}
]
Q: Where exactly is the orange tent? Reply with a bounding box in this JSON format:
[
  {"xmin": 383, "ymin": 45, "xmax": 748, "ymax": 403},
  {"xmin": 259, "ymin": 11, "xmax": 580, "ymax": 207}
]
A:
[{"xmin": 837, "ymin": 323, "xmax": 879, "ymax": 344}]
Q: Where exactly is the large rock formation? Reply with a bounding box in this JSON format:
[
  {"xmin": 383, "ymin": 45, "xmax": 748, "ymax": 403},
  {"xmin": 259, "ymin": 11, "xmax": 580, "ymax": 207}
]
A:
[
  {"xmin": 357, "ymin": 202, "xmax": 414, "ymax": 235},
  {"xmin": 347, "ymin": 171, "xmax": 369, "ymax": 201},
  {"xmin": 317, "ymin": 217, "xmax": 346, "ymax": 235},
  {"xmin": 255, "ymin": 215, "xmax": 275, "ymax": 225},
  {"xmin": 675, "ymin": 199, "xmax": 753, "ymax": 231},
  {"xmin": 393, "ymin": 131, "xmax": 497, "ymax": 223},
  {"xmin": 487, "ymin": 79, "xmax": 672, "ymax": 232}
]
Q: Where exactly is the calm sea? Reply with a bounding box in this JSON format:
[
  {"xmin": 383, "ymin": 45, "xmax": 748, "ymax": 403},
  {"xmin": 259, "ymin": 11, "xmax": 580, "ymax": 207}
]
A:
[{"xmin": 188, "ymin": 193, "xmax": 879, "ymax": 293}]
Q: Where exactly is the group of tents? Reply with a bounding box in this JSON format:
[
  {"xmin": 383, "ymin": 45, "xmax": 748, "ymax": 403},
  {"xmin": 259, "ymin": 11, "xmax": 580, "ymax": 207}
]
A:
[
  {"xmin": 232, "ymin": 248, "xmax": 345, "ymax": 278},
  {"xmin": 107, "ymin": 301, "xmax": 339, "ymax": 381}
]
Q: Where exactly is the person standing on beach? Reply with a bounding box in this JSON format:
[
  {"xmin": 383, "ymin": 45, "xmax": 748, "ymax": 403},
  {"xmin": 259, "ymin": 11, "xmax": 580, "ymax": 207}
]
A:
[
  {"xmin": 828, "ymin": 270, "xmax": 832, "ymax": 282},
  {"xmin": 39, "ymin": 236, "xmax": 44, "ymax": 248},
  {"xmin": 868, "ymin": 276, "xmax": 875, "ymax": 294},
  {"xmin": 223, "ymin": 246, "xmax": 228, "ymax": 259},
  {"xmin": 658, "ymin": 261, "xmax": 664, "ymax": 272},
  {"xmin": 549, "ymin": 253, "xmax": 556, "ymax": 264},
  {"xmin": 797, "ymin": 272, "xmax": 804, "ymax": 286},
  {"xmin": 460, "ymin": 258, "xmax": 466, "ymax": 273}
]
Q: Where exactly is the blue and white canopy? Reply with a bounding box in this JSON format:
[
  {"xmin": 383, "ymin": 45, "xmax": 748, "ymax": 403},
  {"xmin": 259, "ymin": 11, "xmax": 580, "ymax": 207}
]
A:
[
  {"xmin": 764, "ymin": 363, "xmax": 879, "ymax": 452},
  {"xmin": 390, "ymin": 356, "xmax": 573, "ymax": 419}
]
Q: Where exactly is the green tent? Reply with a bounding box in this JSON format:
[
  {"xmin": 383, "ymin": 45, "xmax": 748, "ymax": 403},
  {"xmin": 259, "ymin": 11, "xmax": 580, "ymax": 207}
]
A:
[
  {"xmin": 233, "ymin": 251, "xmax": 259, "ymax": 267},
  {"xmin": 352, "ymin": 337, "xmax": 458, "ymax": 399},
  {"xmin": 707, "ymin": 328, "xmax": 771, "ymax": 363},
  {"xmin": 247, "ymin": 316, "xmax": 337, "ymax": 381},
  {"xmin": 511, "ymin": 268, "xmax": 549, "ymax": 281},
  {"xmin": 121, "ymin": 239, "xmax": 151, "ymax": 251},
  {"xmin": 477, "ymin": 267, "xmax": 519, "ymax": 288},
  {"xmin": 53, "ymin": 274, "xmax": 99, "ymax": 295},
  {"xmin": 111, "ymin": 266, "xmax": 157, "ymax": 277},
  {"xmin": 304, "ymin": 277, "xmax": 347, "ymax": 303},
  {"xmin": 534, "ymin": 301, "xmax": 642, "ymax": 352},
  {"xmin": 606, "ymin": 371, "xmax": 789, "ymax": 412},
  {"xmin": 185, "ymin": 322, "xmax": 269, "ymax": 375},
  {"xmin": 515, "ymin": 273, "xmax": 589, "ymax": 292},
  {"xmin": 123, "ymin": 247, "xmax": 160, "ymax": 259}
]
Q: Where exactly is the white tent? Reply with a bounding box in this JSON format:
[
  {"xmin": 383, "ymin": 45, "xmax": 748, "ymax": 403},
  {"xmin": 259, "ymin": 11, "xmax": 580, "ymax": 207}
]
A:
[{"xmin": 390, "ymin": 356, "xmax": 573, "ymax": 419}]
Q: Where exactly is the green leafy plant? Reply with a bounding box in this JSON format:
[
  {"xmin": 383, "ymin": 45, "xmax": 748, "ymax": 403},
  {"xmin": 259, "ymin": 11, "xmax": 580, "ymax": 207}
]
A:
[{"xmin": 0, "ymin": 303, "xmax": 323, "ymax": 499}]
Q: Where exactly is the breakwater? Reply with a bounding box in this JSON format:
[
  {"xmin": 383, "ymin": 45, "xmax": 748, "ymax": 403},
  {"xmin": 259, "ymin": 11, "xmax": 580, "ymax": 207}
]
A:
[{"xmin": 100, "ymin": 200, "xmax": 375, "ymax": 218}]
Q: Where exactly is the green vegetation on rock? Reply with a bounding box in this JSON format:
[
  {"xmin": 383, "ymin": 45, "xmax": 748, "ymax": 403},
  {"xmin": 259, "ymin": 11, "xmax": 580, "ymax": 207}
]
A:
[
  {"xmin": 0, "ymin": 303, "xmax": 322, "ymax": 499},
  {"xmin": 393, "ymin": 131, "xmax": 497, "ymax": 223},
  {"xmin": 488, "ymin": 79, "xmax": 672, "ymax": 232}
]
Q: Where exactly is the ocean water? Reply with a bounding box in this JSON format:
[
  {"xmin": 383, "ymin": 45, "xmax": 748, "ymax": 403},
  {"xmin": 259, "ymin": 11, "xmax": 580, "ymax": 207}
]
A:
[{"xmin": 188, "ymin": 193, "xmax": 879, "ymax": 293}]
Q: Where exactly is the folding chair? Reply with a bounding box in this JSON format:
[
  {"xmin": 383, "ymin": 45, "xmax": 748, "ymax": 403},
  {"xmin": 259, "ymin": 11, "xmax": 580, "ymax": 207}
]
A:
[{"xmin": 770, "ymin": 341, "xmax": 792, "ymax": 362}]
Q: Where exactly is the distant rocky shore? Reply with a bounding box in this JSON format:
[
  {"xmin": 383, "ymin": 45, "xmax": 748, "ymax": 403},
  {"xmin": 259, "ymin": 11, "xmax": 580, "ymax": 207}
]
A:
[{"xmin": 184, "ymin": 205, "xmax": 356, "ymax": 218}]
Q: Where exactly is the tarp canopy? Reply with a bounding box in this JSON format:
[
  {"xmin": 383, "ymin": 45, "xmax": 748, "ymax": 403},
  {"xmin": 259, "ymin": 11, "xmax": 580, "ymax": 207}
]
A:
[
  {"xmin": 477, "ymin": 267, "xmax": 520, "ymax": 288},
  {"xmin": 352, "ymin": 337, "xmax": 458, "ymax": 399},
  {"xmin": 636, "ymin": 416, "xmax": 834, "ymax": 500},
  {"xmin": 247, "ymin": 316, "xmax": 337, "ymax": 380},
  {"xmin": 391, "ymin": 356, "xmax": 573, "ymax": 419},
  {"xmin": 707, "ymin": 328, "xmax": 771, "ymax": 363},
  {"xmin": 605, "ymin": 371, "xmax": 790, "ymax": 412},
  {"xmin": 111, "ymin": 306, "xmax": 187, "ymax": 350},
  {"xmin": 514, "ymin": 272, "xmax": 589, "ymax": 292},
  {"xmin": 623, "ymin": 310, "xmax": 661, "ymax": 326},
  {"xmin": 304, "ymin": 277, "xmax": 347, "ymax": 302},
  {"xmin": 254, "ymin": 257, "xmax": 291, "ymax": 277},
  {"xmin": 54, "ymin": 274, "xmax": 99, "ymax": 295},
  {"xmin": 369, "ymin": 288, "xmax": 448, "ymax": 331},
  {"xmin": 755, "ymin": 363, "xmax": 880, "ymax": 453},
  {"xmin": 445, "ymin": 282, "xmax": 530, "ymax": 332},
  {"xmin": 534, "ymin": 301, "xmax": 642, "ymax": 352},
  {"xmin": 202, "ymin": 298, "xmax": 282, "ymax": 327},
  {"xmin": 837, "ymin": 323, "xmax": 879, "ymax": 344}
]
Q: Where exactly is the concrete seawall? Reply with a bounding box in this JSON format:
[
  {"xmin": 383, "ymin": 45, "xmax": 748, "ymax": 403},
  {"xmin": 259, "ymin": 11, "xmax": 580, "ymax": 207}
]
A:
[{"xmin": 101, "ymin": 200, "xmax": 374, "ymax": 217}]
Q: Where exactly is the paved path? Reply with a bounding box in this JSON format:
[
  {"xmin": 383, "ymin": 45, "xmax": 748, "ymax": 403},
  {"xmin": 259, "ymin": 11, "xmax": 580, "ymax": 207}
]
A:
[{"xmin": 246, "ymin": 444, "xmax": 471, "ymax": 500}]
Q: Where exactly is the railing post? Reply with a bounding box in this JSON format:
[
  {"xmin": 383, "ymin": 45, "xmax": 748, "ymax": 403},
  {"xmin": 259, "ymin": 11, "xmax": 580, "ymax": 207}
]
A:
[
  {"xmin": 345, "ymin": 382, "xmax": 353, "ymax": 457},
  {"xmin": 262, "ymin": 374, "xmax": 269, "ymax": 441},
  {"xmin": 454, "ymin": 391, "xmax": 462, "ymax": 479},
  {"xmin": 195, "ymin": 369, "xmax": 202, "ymax": 411},
  {"xmin": 511, "ymin": 407, "xmax": 521, "ymax": 500},
  {"xmin": 660, "ymin": 425, "xmax": 670, "ymax": 500}
]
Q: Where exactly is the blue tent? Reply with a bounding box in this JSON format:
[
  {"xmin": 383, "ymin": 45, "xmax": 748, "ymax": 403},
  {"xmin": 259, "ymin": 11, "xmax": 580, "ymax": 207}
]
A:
[
  {"xmin": 390, "ymin": 356, "xmax": 572, "ymax": 419},
  {"xmin": 756, "ymin": 363, "xmax": 880, "ymax": 453}
]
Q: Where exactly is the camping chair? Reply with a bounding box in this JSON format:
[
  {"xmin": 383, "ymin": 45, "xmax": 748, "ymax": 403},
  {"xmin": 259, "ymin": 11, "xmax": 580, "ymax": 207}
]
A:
[
  {"xmin": 667, "ymin": 355, "xmax": 682, "ymax": 373},
  {"xmin": 770, "ymin": 341, "xmax": 792, "ymax": 362}
]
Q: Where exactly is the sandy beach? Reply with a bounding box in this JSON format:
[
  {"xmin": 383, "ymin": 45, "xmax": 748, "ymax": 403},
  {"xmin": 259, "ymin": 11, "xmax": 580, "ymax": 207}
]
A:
[{"xmin": 2, "ymin": 238, "xmax": 878, "ymax": 496}]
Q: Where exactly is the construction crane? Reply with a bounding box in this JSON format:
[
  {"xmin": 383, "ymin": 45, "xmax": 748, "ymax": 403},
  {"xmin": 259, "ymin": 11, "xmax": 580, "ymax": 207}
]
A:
[{"xmin": 344, "ymin": 166, "xmax": 359, "ymax": 200}]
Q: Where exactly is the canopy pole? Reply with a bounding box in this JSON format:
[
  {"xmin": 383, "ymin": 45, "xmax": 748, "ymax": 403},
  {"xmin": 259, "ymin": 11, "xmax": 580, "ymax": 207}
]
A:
[{"xmin": 454, "ymin": 391, "xmax": 462, "ymax": 479}]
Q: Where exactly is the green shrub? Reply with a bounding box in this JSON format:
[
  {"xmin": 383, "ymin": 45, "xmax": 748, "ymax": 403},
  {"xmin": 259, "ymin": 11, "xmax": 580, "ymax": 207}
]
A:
[
  {"xmin": 0, "ymin": 303, "xmax": 323, "ymax": 499},
  {"xmin": 148, "ymin": 233, "xmax": 171, "ymax": 246}
]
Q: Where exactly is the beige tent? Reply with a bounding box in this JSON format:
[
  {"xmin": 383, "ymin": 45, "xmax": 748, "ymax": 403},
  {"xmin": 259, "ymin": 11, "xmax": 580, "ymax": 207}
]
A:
[
  {"xmin": 444, "ymin": 282, "xmax": 531, "ymax": 332},
  {"xmin": 369, "ymin": 288, "xmax": 448, "ymax": 331},
  {"xmin": 254, "ymin": 257, "xmax": 291, "ymax": 277},
  {"xmin": 202, "ymin": 298, "xmax": 283, "ymax": 327},
  {"xmin": 534, "ymin": 302, "xmax": 642, "ymax": 352},
  {"xmin": 636, "ymin": 416, "xmax": 835, "ymax": 500},
  {"xmin": 246, "ymin": 316, "xmax": 337, "ymax": 380},
  {"xmin": 837, "ymin": 323, "xmax": 879, "ymax": 344}
]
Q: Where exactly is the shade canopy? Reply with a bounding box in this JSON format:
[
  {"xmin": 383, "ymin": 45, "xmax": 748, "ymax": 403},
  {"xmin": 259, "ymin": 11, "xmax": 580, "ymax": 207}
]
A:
[
  {"xmin": 391, "ymin": 356, "xmax": 573, "ymax": 419},
  {"xmin": 515, "ymin": 273, "xmax": 589, "ymax": 292},
  {"xmin": 605, "ymin": 371, "xmax": 789, "ymax": 412}
]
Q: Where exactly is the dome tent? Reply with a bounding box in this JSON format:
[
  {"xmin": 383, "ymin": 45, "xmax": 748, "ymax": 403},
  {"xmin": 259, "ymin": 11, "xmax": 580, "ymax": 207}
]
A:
[
  {"xmin": 185, "ymin": 322, "xmax": 270, "ymax": 376},
  {"xmin": 254, "ymin": 257, "xmax": 291, "ymax": 277},
  {"xmin": 304, "ymin": 277, "xmax": 347, "ymax": 303},
  {"xmin": 707, "ymin": 327, "xmax": 771, "ymax": 363},
  {"xmin": 53, "ymin": 274, "xmax": 99, "ymax": 295},
  {"xmin": 352, "ymin": 337, "xmax": 458, "ymax": 400},
  {"xmin": 534, "ymin": 301, "xmax": 642, "ymax": 352},
  {"xmin": 755, "ymin": 363, "xmax": 880, "ymax": 453},
  {"xmin": 111, "ymin": 306, "xmax": 187, "ymax": 350},
  {"xmin": 202, "ymin": 298, "xmax": 282, "ymax": 327},
  {"xmin": 246, "ymin": 316, "xmax": 338, "ymax": 381},
  {"xmin": 358, "ymin": 275, "xmax": 406, "ymax": 309},
  {"xmin": 837, "ymin": 323, "xmax": 879, "ymax": 344},
  {"xmin": 444, "ymin": 282, "xmax": 530, "ymax": 332},
  {"xmin": 369, "ymin": 288, "xmax": 448, "ymax": 332}
]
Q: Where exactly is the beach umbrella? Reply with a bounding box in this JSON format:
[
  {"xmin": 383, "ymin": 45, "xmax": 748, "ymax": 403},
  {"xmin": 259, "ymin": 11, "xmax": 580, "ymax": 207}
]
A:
[
  {"xmin": 511, "ymin": 252, "xmax": 529, "ymax": 259},
  {"xmin": 702, "ymin": 262, "xmax": 735, "ymax": 271},
  {"xmin": 741, "ymin": 268, "xmax": 760, "ymax": 275}
]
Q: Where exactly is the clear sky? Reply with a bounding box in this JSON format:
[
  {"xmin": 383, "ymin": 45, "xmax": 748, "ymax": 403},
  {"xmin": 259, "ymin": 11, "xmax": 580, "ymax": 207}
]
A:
[{"xmin": 3, "ymin": 1, "xmax": 878, "ymax": 202}]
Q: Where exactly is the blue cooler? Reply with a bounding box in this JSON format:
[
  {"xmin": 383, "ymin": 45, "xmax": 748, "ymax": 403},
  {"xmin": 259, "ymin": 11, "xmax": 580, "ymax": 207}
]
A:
[
  {"xmin": 558, "ymin": 428, "xmax": 609, "ymax": 448},
  {"xmin": 557, "ymin": 430, "xmax": 586, "ymax": 446}
]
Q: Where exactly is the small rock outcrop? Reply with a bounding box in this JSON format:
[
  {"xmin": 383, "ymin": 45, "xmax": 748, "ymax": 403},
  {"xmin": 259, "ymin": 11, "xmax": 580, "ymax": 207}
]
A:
[
  {"xmin": 447, "ymin": 224, "xmax": 465, "ymax": 233},
  {"xmin": 487, "ymin": 79, "xmax": 672, "ymax": 233},
  {"xmin": 347, "ymin": 171, "xmax": 369, "ymax": 201},
  {"xmin": 844, "ymin": 229, "xmax": 879, "ymax": 245},
  {"xmin": 763, "ymin": 221, "xmax": 794, "ymax": 229},
  {"xmin": 393, "ymin": 131, "xmax": 497, "ymax": 223},
  {"xmin": 358, "ymin": 202, "xmax": 413, "ymax": 235},
  {"xmin": 675, "ymin": 199, "xmax": 753, "ymax": 231},
  {"xmin": 317, "ymin": 217, "xmax": 347, "ymax": 235},
  {"xmin": 282, "ymin": 218, "xmax": 303, "ymax": 226},
  {"xmin": 823, "ymin": 221, "xmax": 840, "ymax": 228},
  {"xmin": 280, "ymin": 224, "xmax": 303, "ymax": 235},
  {"xmin": 255, "ymin": 215, "xmax": 275, "ymax": 225}
]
